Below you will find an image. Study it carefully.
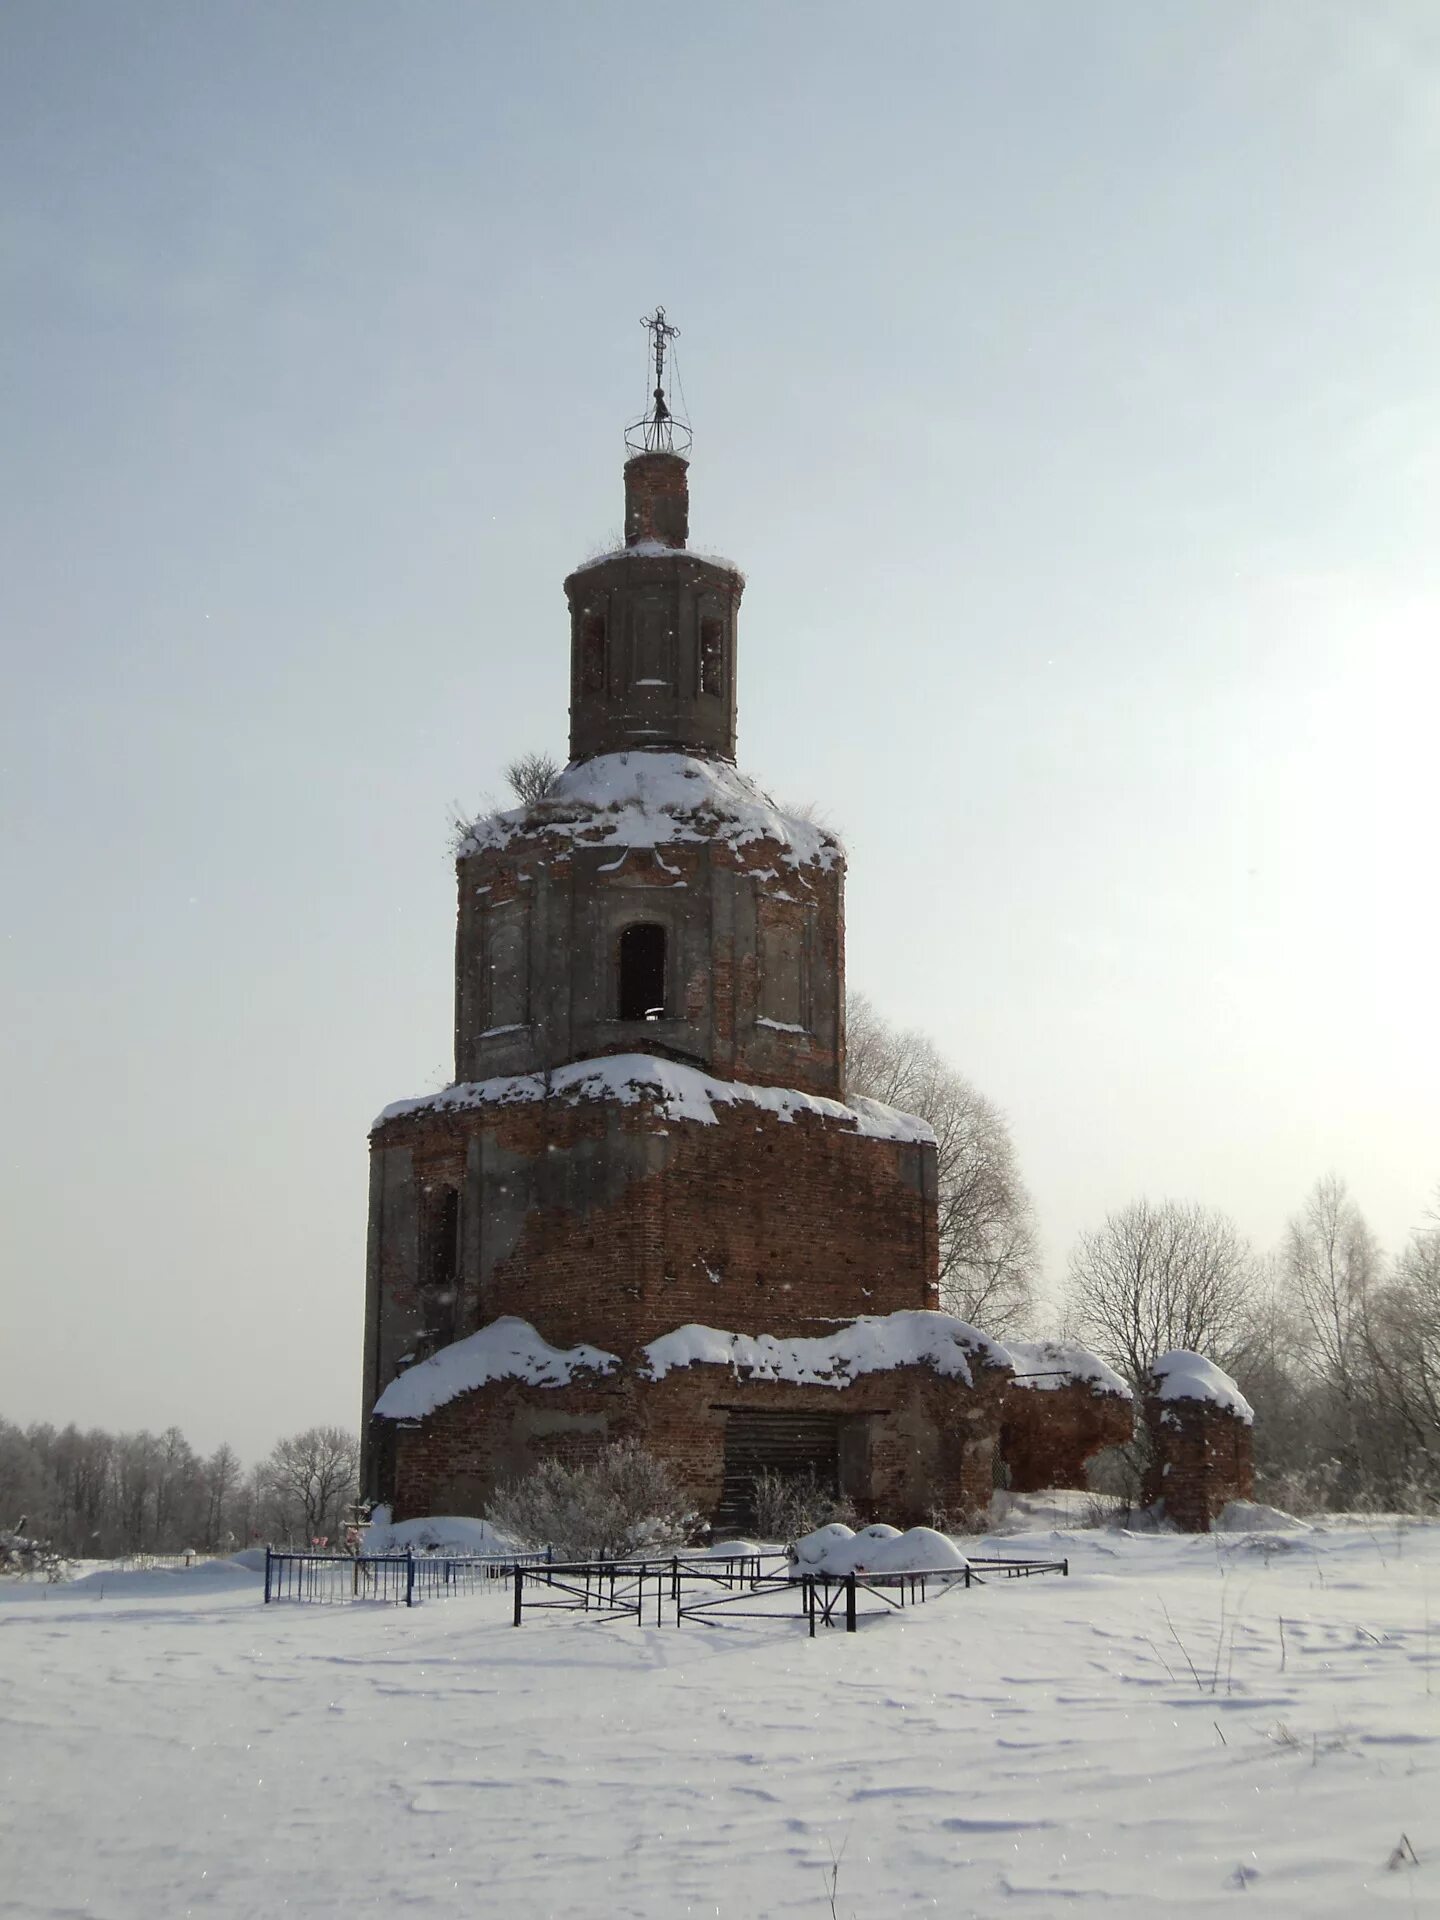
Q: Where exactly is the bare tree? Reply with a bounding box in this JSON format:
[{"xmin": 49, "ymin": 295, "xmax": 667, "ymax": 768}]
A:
[
  {"xmin": 1280, "ymin": 1176, "xmax": 1380, "ymax": 1492},
  {"xmin": 260, "ymin": 1428, "xmax": 359, "ymax": 1546},
  {"xmin": 1064, "ymin": 1198, "xmax": 1254, "ymax": 1386},
  {"xmin": 504, "ymin": 751, "xmax": 561, "ymax": 807},
  {"xmin": 846, "ymin": 992, "xmax": 1041, "ymax": 1333},
  {"xmin": 202, "ymin": 1444, "xmax": 244, "ymax": 1549}
]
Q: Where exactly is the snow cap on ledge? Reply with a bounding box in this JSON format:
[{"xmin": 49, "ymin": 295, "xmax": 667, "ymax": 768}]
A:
[
  {"xmin": 1001, "ymin": 1339, "xmax": 1132, "ymax": 1401},
  {"xmin": 1148, "ymin": 1350, "xmax": 1254, "ymax": 1425},
  {"xmin": 372, "ymin": 1318, "xmax": 619, "ymax": 1423},
  {"xmin": 641, "ymin": 1311, "xmax": 1012, "ymax": 1390},
  {"xmin": 377, "ymin": 1051, "xmax": 934, "ymax": 1146},
  {"xmin": 456, "ymin": 750, "xmax": 840, "ymax": 871},
  {"xmin": 568, "ymin": 536, "xmax": 744, "ymax": 578}
]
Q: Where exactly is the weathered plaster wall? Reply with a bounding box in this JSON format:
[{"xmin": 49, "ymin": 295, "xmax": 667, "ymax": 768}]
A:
[{"xmin": 453, "ymin": 834, "xmax": 845, "ymax": 1099}]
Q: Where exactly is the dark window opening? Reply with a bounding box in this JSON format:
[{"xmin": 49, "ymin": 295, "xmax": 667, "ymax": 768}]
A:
[
  {"xmin": 618, "ymin": 922, "xmax": 667, "ymax": 1021},
  {"xmin": 418, "ymin": 1185, "xmax": 460, "ymax": 1351},
  {"xmin": 422, "ymin": 1187, "xmax": 460, "ymax": 1292},
  {"xmin": 580, "ymin": 612, "xmax": 607, "ymax": 694},
  {"xmin": 699, "ymin": 616, "xmax": 724, "ymax": 697}
]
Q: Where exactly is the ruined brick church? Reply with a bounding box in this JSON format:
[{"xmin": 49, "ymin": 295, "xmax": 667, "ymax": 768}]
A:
[{"xmin": 360, "ymin": 316, "xmax": 1249, "ymax": 1532}]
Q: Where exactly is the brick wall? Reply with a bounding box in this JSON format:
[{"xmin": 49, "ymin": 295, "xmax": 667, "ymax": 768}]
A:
[
  {"xmin": 388, "ymin": 1357, "xmax": 1010, "ymax": 1530},
  {"xmin": 369, "ymin": 1088, "xmax": 938, "ymax": 1380},
  {"xmin": 1000, "ymin": 1383, "xmax": 1135, "ymax": 1494},
  {"xmin": 1142, "ymin": 1396, "xmax": 1254, "ymax": 1531}
]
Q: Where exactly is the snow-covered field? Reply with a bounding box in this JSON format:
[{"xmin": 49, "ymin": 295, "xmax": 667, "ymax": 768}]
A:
[{"xmin": 3, "ymin": 1514, "xmax": 1437, "ymax": 1917}]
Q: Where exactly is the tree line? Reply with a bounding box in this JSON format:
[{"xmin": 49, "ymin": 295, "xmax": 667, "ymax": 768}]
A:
[{"xmin": 0, "ymin": 1421, "xmax": 359, "ymax": 1557}]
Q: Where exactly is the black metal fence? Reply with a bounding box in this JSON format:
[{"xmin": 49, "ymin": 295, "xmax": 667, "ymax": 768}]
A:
[
  {"xmin": 262, "ymin": 1545, "xmax": 1069, "ymax": 1627},
  {"xmin": 511, "ymin": 1550, "xmax": 1068, "ymax": 1634},
  {"xmin": 263, "ymin": 1546, "xmax": 551, "ymax": 1607}
]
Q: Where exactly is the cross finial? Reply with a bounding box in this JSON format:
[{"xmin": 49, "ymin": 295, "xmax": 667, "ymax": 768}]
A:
[{"xmin": 627, "ymin": 306, "xmax": 692, "ymax": 455}]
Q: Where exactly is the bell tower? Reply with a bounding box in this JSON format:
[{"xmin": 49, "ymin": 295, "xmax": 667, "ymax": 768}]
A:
[
  {"xmin": 362, "ymin": 312, "xmax": 953, "ymax": 1526},
  {"xmin": 566, "ymin": 311, "xmax": 741, "ymax": 764},
  {"xmin": 450, "ymin": 310, "xmax": 846, "ymax": 1099}
]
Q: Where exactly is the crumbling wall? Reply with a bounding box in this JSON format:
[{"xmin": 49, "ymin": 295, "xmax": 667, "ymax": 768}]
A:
[
  {"xmin": 1001, "ymin": 1381, "xmax": 1134, "ymax": 1493},
  {"xmin": 1142, "ymin": 1350, "xmax": 1254, "ymax": 1531},
  {"xmin": 384, "ymin": 1354, "xmax": 1011, "ymax": 1530}
]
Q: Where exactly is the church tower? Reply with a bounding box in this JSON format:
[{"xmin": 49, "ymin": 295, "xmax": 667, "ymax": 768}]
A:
[{"xmin": 361, "ymin": 315, "xmax": 1013, "ymax": 1528}]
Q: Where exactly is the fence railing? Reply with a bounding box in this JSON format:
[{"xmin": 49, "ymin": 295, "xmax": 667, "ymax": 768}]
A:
[
  {"xmin": 263, "ymin": 1546, "xmax": 551, "ymax": 1607},
  {"xmin": 262, "ymin": 1545, "xmax": 1069, "ymax": 1625},
  {"xmin": 511, "ymin": 1550, "xmax": 1068, "ymax": 1634}
]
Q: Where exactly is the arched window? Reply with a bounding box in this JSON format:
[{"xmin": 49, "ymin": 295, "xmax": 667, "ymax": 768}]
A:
[{"xmin": 617, "ymin": 922, "xmax": 667, "ymax": 1021}]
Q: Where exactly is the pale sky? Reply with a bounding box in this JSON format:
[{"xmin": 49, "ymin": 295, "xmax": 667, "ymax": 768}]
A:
[{"xmin": 3, "ymin": 2, "xmax": 1438, "ymax": 1464}]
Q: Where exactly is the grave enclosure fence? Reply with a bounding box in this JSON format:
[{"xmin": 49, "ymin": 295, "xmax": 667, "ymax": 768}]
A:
[{"xmin": 262, "ymin": 1546, "xmax": 1069, "ymax": 1629}]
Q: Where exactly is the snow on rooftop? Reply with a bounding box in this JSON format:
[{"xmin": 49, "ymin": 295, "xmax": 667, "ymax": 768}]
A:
[
  {"xmin": 567, "ymin": 537, "xmax": 743, "ymax": 576},
  {"xmin": 372, "ymin": 1318, "xmax": 619, "ymax": 1423},
  {"xmin": 1150, "ymin": 1350, "xmax": 1254, "ymax": 1425},
  {"xmin": 1002, "ymin": 1339, "xmax": 1132, "ymax": 1400},
  {"xmin": 457, "ymin": 751, "xmax": 841, "ymax": 871},
  {"xmin": 641, "ymin": 1311, "xmax": 1011, "ymax": 1390},
  {"xmin": 377, "ymin": 1051, "xmax": 935, "ymax": 1145}
]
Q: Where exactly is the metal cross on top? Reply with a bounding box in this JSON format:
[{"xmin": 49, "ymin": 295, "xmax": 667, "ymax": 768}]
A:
[{"xmin": 628, "ymin": 306, "xmax": 692, "ymax": 455}]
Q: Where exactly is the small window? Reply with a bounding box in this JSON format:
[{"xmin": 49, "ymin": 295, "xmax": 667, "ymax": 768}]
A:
[
  {"xmin": 580, "ymin": 612, "xmax": 607, "ymax": 694},
  {"xmin": 699, "ymin": 616, "xmax": 724, "ymax": 697},
  {"xmin": 617, "ymin": 922, "xmax": 667, "ymax": 1021},
  {"xmin": 422, "ymin": 1187, "xmax": 460, "ymax": 1292}
]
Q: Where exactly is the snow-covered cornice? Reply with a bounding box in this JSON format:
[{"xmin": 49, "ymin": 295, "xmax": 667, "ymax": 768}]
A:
[
  {"xmin": 456, "ymin": 751, "xmax": 841, "ymax": 871},
  {"xmin": 376, "ymin": 1051, "xmax": 933, "ymax": 1145}
]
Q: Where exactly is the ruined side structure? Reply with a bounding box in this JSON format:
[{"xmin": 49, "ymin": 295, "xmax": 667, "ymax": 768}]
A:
[
  {"xmin": 361, "ymin": 335, "xmax": 1016, "ymax": 1526},
  {"xmin": 1142, "ymin": 1351, "xmax": 1255, "ymax": 1531}
]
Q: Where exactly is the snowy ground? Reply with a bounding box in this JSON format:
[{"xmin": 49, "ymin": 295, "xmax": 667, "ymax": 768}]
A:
[{"xmin": 2, "ymin": 1514, "xmax": 1437, "ymax": 1917}]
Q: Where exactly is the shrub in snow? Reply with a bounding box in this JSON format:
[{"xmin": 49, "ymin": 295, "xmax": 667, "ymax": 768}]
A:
[
  {"xmin": 749, "ymin": 1468, "xmax": 856, "ymax": 1544},
  {"xmin": 484, "ymin": 1441, "xmax": 696, "ymax": 1561},
  {"xmin": 0, "ymin": 1524, "xmax": 66, "ymax": 1582}
]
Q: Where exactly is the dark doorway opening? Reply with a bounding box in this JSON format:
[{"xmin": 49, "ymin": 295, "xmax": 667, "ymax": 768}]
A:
[
  {"xmin": 618, "ymin": 922, "xmax": 667, "ymax": 1021},
  {"xmin": 716, "ymin": 1409, "xmax": 842, "ymax": 1532}
]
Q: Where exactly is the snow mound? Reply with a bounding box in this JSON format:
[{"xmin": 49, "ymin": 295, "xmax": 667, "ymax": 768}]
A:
[
  {"xmin": 1002, "ymin": 1339, "xmax": 1132, "ymax": 1399},
  {"xmin": 987, "ymin": 1489, "xmax": 1127, "ymax": 1535},
  {"xmin": 1150, "ymin": 1350, "xmax": 1254, "ymax": 1424},
  {"xmin": 378, "ymin": 1051, "xmax": 933, "ymax": 1146},
  {"xmin": 363, "ymin": 1515, "xmax": 520, "ymax": 1557},
  {"xmin": 788, "ymin": 1523, "xmax": 969, "ymax": 1577},
  {"xmin": 373, "ymin": 1317, "xmax": 620, "ymax": 1422},
  {"xmin": 1213, "ymin": 1500, "xmax": 1310, "ymax": 1534},
  {"xmin": 456, "ymin": 750, "xmax": 841, "ymax": 871},
  {"xmin": 642, "ymin": 1311, "xmax": 1012, "ymax": 1389},
  {"xmin": 66, "ymin": 1559, "xmax": 264, "ymax": 1595}
]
